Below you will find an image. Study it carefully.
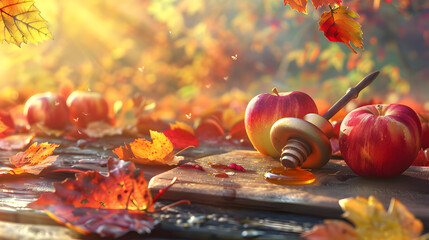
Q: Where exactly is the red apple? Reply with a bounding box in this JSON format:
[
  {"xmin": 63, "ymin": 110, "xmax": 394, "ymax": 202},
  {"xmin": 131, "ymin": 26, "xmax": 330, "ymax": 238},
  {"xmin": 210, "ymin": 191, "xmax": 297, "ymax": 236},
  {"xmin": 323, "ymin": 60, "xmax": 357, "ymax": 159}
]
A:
[
  {"xmin": 24, "ymin": 92, "xmax": 69, "ymax": 130},
  {"xmin": 339, "ymin": 104, "xmax": 422, "ymax": 178},
  {"xmin": 67, "ymin": 91, "xmax": 109, "ymax": 128},
  {"xmin": 418, "ymin": 112, "xmax": 429, "ymax": 149},
  {"xmin": 244, "ymin": 88, "xmax": 318, "ymax": 157}
]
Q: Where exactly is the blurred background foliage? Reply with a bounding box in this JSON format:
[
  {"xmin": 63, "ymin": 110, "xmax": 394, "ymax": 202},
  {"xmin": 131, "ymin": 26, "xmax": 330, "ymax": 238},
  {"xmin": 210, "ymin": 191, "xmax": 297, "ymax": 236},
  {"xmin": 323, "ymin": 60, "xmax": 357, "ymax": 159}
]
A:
[{"xmin": 0, "ymin": 0, "xmax": 428, "ymax": 120}]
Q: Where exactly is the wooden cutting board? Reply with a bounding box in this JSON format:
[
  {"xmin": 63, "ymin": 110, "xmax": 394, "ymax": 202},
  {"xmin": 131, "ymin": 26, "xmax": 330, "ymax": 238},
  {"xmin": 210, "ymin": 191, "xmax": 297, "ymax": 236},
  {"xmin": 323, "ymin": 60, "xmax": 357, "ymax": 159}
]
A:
[{"xmin": 149, "ymin": 150, "xmax": 429, "ymax": 225}]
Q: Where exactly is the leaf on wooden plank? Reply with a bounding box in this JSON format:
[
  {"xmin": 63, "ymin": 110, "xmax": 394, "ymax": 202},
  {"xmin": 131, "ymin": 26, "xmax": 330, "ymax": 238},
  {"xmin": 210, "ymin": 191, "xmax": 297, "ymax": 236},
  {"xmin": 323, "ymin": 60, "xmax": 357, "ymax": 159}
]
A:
[
  {"xmin": 84, "ymin": 121, "xmax": 123, "ymax": 138},
  {"xmin": 302, "ymin": 219, "xmax": 359, "ymax": 240},
  {"xmin": 169, "ymin": 121, "xmax": 194, "ymax": 135},
  {"xmin": 339, "ymin": 196, "xmax": 423, "ymax": 239},
  {"xmin": 28, "ymin": 158, "xmax": 157, "ymax": 237},
  {"xmin": 319, "ymin": 6, "xmax": 363, "ymax": 54},
  {"xmin": 284, "ymin": 0, "xmax": 342, "ymax": 14},
  {"xmin": 164, "ymin": 128, "xmax": 199, "ymax": 149},
  {"xmin": 0, "ymin": 0, "xmax": 53, "ymax": 46},
  {"xmin": 303, "ymin": 196, "xmax": 425, "ymax": 239},
  {"xmin": 44, "ymin": 206, "xmax": 158, "ymax": 238},
  {"xmin": 8, "ymin": 142, "xmax": 59, "ymax": 175},
  {"xmin": 30, "ymin": 158, "xmax": 154, "ymax": 211},
  {"xmin": 0, "ymin": 133, "xmax": 35, "ymax": 150},
  {"xmin": 113, "ymin": 130, "xmax": 183, "ymax": 165}
]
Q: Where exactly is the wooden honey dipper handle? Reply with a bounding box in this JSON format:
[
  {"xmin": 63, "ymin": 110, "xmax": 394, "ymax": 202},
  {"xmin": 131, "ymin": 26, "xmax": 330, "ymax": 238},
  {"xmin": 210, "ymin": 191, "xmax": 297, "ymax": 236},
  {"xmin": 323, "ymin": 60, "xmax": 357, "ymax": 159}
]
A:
[{"xmin": 322, "ymin": 71, "xmax": 380, "ymax": 120}]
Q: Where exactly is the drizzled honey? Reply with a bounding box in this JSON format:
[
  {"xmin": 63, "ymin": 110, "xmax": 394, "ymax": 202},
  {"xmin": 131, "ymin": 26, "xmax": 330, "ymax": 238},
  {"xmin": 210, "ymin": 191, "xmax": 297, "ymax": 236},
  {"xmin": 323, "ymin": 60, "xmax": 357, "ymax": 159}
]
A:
[{"xmin": 264, "ymin": 167, "xmax": 315, "ymax": 185}]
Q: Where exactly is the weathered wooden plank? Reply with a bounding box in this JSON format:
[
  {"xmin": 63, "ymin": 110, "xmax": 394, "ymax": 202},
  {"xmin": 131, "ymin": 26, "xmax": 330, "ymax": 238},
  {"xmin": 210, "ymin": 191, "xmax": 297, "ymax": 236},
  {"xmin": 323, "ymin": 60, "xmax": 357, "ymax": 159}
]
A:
[{"xmin": 149, "ymin": 150, "xmax": 429, "ymax": 226}]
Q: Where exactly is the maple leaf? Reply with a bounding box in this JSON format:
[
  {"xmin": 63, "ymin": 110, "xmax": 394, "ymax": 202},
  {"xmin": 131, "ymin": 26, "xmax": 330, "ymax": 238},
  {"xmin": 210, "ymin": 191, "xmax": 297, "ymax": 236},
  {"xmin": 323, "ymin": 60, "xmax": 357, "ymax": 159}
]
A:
[
  {"xmin": 113, "ymin": 130, "xmax": 183, "ymax": 165},
  {"xmin": 164, "ymin": 121, "xmax": 199, "ymax": 149},
  {"xmin": 0, "ymin": 133, "xmax": 35, "ymax": 150},
  {"xmin": 43, "ymin": 206, "xmax": 157, "ymax": 238},
  {"xmin": 284, "ymin": 0, "xmax": 342, "ymax": 14},
  {"xmin": 6, "ymin": 142, "xmax": 59, "ymax": 175},
  {"xmin": 303, "ymin": 196, "xmax": 425, "ymax": 240},
  {"xmin": 29, "ymin": 158, "xmax": 157, "ymax": 237},
  {"xmin": 0, "ymin": 0, "xmax": 52, "ymax": 46},
  {"xmin": 319, "ymin": 6, "xmax": 363, "ymax": 54}
]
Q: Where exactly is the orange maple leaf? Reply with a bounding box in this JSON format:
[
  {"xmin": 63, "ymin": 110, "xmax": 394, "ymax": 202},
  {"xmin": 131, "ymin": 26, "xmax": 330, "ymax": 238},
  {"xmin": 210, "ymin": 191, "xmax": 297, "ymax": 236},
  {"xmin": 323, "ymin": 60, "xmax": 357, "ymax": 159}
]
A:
[
  {"xmin": 319, "ymin": 6, "xmax": 363, "ymax": 53},
  {"xmin": 0, "ymin": 0, "xmax": 53, "ymax": 46},
  {"xmin": 113, "ymin": 130, "xmax": 183, "ymax": 165},
  {"xmin": 284, "ymin": 0, "xmax": 342, "ymax": 14},
  {"xmin": 8, "ymin": 142, "xmax": 59, "ymax": 175}
]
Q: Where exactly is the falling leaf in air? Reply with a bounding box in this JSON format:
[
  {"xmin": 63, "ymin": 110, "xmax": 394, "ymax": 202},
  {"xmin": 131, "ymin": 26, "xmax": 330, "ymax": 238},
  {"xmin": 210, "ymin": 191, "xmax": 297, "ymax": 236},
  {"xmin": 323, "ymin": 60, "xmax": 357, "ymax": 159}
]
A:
[
  {"xmin": 113, "ymin": 130, "xmax": 184, "ymax": 165},
  {"xmin": 2, "ymin": 142, "xmax": 59, "ymax": 175},
  {"xmin": 318, "ymin": 6, "xmax": 363, "ymax": 54},
  {"xmin": 302, "ymin": 196, "xmax": 425, "ymax": 240},
  {"xmin": 28, "ymin": 158, "xmax": 157, "ymax": 237},
  {"xmin": 284, "ymin": 0, "xmax": 342, "ymax": 14},
  {"xmin": 0, "ymin": 0, "xmax": 53, "ymax": 46}
]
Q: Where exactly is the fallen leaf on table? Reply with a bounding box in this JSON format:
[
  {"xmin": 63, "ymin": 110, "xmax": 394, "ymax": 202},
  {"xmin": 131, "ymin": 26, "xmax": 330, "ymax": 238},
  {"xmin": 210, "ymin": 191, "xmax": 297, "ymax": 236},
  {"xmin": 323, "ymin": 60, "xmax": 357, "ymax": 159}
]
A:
[
  {"xmin": 170, "ymin": 121, "xmax": 194, "ymax": 135},
  {"xmin": 195, "ymin": 117, "xmax": 225, "ymax": 141},
  {"xmin": 44, "ymin": 206, "xmax": 157, "ymax": 238},
  {"xmin": 284, "ymin": 0, "xmax": 342, "ymax": 14},
  {"xmin": 29, "ymin": 158, "xmax": 157, "ymax": 237},
  {"xmin": 303, "ymin": 196, "xmax": 425, "ymax": 240},
  {"xmin": 113, "ymin": 130, "xmax": 183, "ymax": 165},
  {"xmin": 84, "ymin": 121, "xmax": 123, "ymax": 138},
  {"xmin": 2, "ymin": 142, "xmax": 59, "ymax": 175},
  {"xmin": 0, "ymin": 133, "xmax": 35, "ymax": 150},
  {"xmin": 164, "ymin": 128, "xmax": 199, "ymax": 149},
  {"xmin": 0, "ymin": 0, "xmax": 53, "ymax": 46},
  {"xmin": 302, "ymin": 219, "xmax": 359, "ymax": 240},
  {"xmin": 319, "ymin": 6, "xmax": 363, "ymax": 54}
]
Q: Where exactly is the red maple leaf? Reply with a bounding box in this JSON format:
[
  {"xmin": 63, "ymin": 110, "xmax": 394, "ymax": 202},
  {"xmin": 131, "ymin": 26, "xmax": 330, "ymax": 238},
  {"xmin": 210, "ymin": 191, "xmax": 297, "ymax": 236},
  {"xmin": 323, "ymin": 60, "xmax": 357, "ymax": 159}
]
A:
[
  {"xmin": 28, "ymin": 158, "xmax": 188, "ymax": 237},
  {"xmin": 164, "ymin": 128, "xmax": 199, "ymax": 149}
]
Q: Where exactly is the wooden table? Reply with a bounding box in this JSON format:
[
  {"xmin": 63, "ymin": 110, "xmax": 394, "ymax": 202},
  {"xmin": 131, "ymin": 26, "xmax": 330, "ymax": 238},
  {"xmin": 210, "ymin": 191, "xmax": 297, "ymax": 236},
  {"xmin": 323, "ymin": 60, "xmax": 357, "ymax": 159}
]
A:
[
  {"xmin": 0, "ymin": 136, "xmax": 427, "ymax": 239},
  {"xmin": 0, "ymin": 137, "xmax": 322, "ymax": 239}
]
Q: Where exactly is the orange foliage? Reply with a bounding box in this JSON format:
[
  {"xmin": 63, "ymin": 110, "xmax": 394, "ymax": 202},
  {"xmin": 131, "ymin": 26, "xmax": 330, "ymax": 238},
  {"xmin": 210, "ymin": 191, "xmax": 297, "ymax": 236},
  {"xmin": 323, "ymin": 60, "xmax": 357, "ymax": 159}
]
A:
[
  {"xmin": 113, "ymin": 131, "xmax": 183, "ymax": 165},
  {"xmin": 319, "ymin": 6, "xmax": 363, "ymax": 54},
  {"xmin": 8, "ymin": 142, "xmax": 59, "ymax": 175}
]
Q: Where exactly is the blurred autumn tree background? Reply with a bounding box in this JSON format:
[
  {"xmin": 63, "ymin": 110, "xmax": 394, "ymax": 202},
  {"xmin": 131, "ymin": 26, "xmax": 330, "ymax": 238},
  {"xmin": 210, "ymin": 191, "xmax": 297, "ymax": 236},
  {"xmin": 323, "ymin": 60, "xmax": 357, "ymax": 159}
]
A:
[{"xmin": 1, "ymin": 0, "xmax": 428, "ymax": 121}]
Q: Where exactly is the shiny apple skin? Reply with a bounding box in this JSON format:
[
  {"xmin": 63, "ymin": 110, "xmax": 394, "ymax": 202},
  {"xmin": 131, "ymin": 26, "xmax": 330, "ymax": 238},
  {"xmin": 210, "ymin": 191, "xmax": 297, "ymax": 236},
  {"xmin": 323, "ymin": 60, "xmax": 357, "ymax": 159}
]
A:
[
  {"xmin": 245, "ymin": 91, "xmax": 318, "ymax": 157},
  {"xmin": 66, "ymin": 91, "xmax": 109, "ymax": 128},
  {"xmin": 339, "ymin": 104, "xmax": 422, "ymax": 178},
  {"xmin": 24, "ymin": 92, "xmax": 69, "ymax": 130}
]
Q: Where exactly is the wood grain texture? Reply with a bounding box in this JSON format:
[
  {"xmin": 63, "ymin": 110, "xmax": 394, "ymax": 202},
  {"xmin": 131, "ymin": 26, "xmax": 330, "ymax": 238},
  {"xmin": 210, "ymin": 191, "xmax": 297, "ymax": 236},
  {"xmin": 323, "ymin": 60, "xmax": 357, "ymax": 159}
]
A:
[{"xmin": 149, "ymin": 150, "xmax": 429, "ymax": 226}]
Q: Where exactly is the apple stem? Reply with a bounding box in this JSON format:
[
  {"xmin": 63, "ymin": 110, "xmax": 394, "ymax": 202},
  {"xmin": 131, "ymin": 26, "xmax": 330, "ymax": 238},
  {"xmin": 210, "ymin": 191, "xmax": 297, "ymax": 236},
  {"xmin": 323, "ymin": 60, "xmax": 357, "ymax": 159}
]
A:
[
  {"xmin": 323, "ymin": 71, "xmax": 380, "ymax": 120},
  {"xmin": 272, "ymin": 87, "xmax": 280, "ymax": 96}
]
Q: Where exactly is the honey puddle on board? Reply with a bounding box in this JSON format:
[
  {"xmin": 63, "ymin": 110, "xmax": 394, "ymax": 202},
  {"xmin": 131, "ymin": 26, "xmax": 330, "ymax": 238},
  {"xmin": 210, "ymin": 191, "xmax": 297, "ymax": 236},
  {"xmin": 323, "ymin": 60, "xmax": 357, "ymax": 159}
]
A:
[{"xmin": 264, "ymin": 167, "xmax": 315, "ymax": 185}]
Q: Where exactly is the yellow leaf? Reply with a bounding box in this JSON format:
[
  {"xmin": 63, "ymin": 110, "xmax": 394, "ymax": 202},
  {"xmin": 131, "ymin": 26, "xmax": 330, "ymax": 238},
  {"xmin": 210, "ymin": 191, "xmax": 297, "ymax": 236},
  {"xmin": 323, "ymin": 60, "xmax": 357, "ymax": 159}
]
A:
[
  {"xmin": 0, "ymin": 0, "xmax": 53, "ymax": 46},
  {"xmin": 113, "ymin": 130, "xmax": 183, "ymax": 165},
  {"xmin": 319, "ymin": 6, "xmax": 363, "ymax": 54},
  {"xmin": 339, "ymin": 196, "xmax": 424, "ymax": 240},
  {"xmin": 9, "ymin": 142, "xmax": 59, "ymax": 175}
]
